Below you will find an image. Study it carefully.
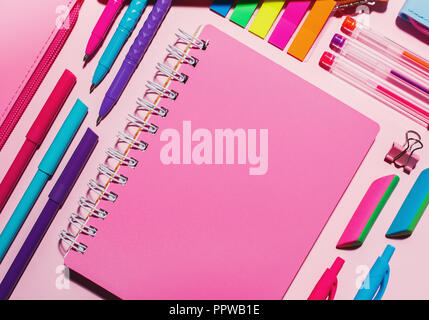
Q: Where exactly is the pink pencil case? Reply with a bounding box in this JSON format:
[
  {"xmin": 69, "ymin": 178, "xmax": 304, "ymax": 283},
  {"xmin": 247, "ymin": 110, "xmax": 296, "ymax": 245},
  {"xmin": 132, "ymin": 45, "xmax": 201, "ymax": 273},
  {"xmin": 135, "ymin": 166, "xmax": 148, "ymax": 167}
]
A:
[{"xmin": 0, "ymin": 0, "xmax": 79, "ymax": 150}]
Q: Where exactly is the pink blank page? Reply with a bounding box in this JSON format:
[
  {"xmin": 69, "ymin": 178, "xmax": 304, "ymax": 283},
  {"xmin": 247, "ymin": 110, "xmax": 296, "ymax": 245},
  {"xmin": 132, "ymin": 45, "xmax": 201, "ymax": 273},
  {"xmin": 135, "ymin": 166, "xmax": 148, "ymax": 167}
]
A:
[{"xmin": 65, "ymin": 25, "xmax": 379, "ymax": 300}]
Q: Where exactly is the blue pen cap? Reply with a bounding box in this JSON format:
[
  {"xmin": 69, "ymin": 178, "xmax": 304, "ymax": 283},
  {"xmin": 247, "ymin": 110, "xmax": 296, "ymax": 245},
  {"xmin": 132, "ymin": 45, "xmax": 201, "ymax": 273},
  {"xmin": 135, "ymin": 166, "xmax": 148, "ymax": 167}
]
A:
[
  {"xmin": 381, "ymin": 245, "xmax": 395, "ymax": 262},
  {"xmin": 38, "ymin": 99, "xmax": 88, "ymax": 176}
]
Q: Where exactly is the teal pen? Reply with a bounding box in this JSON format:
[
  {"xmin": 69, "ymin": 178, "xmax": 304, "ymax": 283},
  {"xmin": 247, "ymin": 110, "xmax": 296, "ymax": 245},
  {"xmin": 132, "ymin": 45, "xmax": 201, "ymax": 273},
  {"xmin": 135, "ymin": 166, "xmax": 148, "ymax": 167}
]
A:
[
  {"xmin": 90, "ymin": 0, "xmax": 148, "ymax": 92},
  {"xmin": 0, "ymin": 100, "xmax": 87, "ymax": 262}
]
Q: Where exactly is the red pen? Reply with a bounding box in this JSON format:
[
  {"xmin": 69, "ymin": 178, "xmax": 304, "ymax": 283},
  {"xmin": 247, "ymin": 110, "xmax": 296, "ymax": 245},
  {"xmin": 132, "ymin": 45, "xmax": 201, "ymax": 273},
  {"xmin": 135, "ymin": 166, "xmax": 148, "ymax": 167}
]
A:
[
  {"xmin": 308, "ymin": 257, "xmax": 345, "ymax": 300},
  {"xmin": 83, "ymin": 0, "xmax": 126, "ymax": 62},
  {"xmin": 0, "ymin": 70, "xmax": 76, "ymax": 213}
]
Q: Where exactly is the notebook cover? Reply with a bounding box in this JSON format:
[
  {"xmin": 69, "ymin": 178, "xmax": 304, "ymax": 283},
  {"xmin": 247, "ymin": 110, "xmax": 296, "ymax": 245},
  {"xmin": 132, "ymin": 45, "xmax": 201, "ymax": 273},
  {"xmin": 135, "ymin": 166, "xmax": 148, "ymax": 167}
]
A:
[
  {"xmin": 0, "ymin": 0, "xmax": 77, "ymax": 128},
  {"xmin": 65, "ymin": 25, "xmax": 379, "ymax": 300}
]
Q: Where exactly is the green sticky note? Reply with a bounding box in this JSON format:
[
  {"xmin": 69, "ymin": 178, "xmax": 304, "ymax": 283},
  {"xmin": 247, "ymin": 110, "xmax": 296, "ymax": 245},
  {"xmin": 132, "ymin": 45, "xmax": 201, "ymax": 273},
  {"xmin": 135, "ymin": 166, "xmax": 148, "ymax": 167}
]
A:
[{"xmin": 230, "ymin": 0, "xmax": 259, "ymax": 28}]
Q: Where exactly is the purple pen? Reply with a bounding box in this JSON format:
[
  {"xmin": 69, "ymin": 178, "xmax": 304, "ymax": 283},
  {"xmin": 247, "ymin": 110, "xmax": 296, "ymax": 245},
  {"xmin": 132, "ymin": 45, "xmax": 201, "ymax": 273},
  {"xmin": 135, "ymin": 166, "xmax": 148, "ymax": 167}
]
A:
[
  {"xmin": 330, "ymin": 34, "xmax": 429, "ymax": 97},
  {"xmin": 97, "ymin": 0, "xmax": 172, "ymax": 125},
  {"xmin": 0, "ymin": 128, "xmax": 98, "ymax": 300}
]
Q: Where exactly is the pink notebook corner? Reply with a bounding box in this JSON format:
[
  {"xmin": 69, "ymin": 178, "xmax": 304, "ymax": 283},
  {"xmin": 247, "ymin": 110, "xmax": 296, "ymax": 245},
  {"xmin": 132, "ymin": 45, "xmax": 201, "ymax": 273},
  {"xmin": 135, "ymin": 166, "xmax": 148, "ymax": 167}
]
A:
[{"xmin": 65, "ymin": 25, "xmax": 379, "ymax": 300}]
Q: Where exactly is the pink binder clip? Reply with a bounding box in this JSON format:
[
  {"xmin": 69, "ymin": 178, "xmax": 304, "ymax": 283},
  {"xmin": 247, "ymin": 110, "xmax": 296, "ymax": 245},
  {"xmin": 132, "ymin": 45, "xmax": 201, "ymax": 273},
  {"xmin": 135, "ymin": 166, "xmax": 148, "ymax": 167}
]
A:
[{"xmin": 385, "ymin": 131, "xmax": 423, "ymax": 174}]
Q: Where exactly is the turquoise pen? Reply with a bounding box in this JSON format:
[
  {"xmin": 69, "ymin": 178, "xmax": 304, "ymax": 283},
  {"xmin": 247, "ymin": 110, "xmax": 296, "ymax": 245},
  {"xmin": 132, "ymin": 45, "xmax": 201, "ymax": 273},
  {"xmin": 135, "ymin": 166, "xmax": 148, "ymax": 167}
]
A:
[
  {"xmin": 0, "ymin": 100, "xmax": 87, "ymax": 262},
  {"xmin": 90, "ymin": 0, "xmax": 148, "ymax": 92}
]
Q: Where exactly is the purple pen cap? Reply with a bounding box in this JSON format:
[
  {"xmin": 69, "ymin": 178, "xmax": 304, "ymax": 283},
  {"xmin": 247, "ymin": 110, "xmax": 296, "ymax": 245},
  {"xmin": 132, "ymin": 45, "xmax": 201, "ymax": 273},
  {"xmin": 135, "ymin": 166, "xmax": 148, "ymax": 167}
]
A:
[
  {"xmin": 319, "ymin": 52, "xmax": 336, "ymax": 71},
  {"xmin": 330, "ymin": 34, "xmax": 346, "ymax": 53},
  {"xmin": 49, "ymin": 128, "xmax": 98, "ymax": 205}
]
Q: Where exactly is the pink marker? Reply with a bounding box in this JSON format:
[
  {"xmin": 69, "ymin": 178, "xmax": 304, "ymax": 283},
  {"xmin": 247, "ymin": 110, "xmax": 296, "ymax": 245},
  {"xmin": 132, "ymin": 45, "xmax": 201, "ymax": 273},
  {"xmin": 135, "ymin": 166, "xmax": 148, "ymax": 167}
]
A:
[
  {"xmin": 308, "ymin": 257, "xmax": 345, "ymax": 300},
  {"xmin": 84, "ymin": 0, "xmax": 126, "ymax": 62},
  {"xmin": 0, "ymin": 70, "xmax": 76, "ymax": 213}
]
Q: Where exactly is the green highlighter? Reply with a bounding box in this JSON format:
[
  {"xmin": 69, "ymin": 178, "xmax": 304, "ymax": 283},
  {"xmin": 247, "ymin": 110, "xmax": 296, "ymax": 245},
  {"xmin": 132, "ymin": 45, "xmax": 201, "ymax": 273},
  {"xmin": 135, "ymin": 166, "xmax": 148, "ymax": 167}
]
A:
[{"xmin": 0, "ymin": 99, "xmax": 87, "ymax": 262}]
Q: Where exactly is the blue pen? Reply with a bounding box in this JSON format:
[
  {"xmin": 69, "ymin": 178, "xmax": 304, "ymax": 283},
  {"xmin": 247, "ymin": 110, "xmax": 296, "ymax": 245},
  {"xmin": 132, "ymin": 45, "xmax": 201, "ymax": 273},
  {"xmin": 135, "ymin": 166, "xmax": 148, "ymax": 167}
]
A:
[
  {"xmin": 90, "ymin": 0, "xmax": 148, "ymax": 92},
  {"xmin": 0, "ymin": 100, "xmax": 87, "ymax": 262},
  {"xmin": 355, "ymin": 245, "xmax": 395, "ymax": 300}
]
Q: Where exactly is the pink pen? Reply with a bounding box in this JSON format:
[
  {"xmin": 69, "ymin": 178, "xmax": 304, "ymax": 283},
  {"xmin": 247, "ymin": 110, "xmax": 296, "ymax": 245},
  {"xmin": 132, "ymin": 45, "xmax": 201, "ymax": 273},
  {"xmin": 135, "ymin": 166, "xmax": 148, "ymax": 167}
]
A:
[
  {"xmin": 308, "ymin": 257, "xmax": 345, "ymax": 300},
  {"xmin": 320, "ymin": 52, "xmax": 429, "ymax": 130},
  {"xmin": 342, "ymin": 17, "xmax": 429, "ymax": 79},
  {"xmin": 84, "ymin": 0, "xmax": 126, "ymax": 62}
]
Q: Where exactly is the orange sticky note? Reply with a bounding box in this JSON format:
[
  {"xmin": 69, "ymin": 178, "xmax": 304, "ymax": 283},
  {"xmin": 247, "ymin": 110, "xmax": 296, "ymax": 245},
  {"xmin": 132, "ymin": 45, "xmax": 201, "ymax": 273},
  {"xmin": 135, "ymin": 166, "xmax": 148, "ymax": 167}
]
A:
[{"xmin": 288, "ymin": 0, "xmax": 336, "ymax": 61}]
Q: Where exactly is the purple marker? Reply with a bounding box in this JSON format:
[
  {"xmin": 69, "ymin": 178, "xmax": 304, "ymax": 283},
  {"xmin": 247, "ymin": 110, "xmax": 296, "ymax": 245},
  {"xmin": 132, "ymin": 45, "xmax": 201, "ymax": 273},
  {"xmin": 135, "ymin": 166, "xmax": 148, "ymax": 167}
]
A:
[
  {"xmin": 330, "ymin": 34, "xmax": 429, "ymax": 97},
  {"xmin": 97, "ymin": 0, "xmax": 172, "ymax": 125},
  {"xmin": 0, "ymin": 128, "xmax": 98, "ymax": 300}
]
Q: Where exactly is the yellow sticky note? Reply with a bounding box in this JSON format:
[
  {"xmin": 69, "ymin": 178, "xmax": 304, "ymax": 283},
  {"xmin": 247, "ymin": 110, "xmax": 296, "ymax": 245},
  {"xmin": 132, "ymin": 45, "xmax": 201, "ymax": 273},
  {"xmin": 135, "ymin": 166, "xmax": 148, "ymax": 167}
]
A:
[
  {"xmin": 288, "ymin": 0, "xmax": 337, "ymax": 61},
  {"xmin": 249, "ymin": 1, "xmax": 286, "ymax": 39}
]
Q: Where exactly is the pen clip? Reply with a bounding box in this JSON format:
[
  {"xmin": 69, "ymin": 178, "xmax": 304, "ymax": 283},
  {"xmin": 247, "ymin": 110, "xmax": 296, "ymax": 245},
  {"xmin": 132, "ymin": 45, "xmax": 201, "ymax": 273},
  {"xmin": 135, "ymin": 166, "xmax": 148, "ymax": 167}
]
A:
[
  {"xmin": 374, "ymin": 265, "xmax": 390, "ymax": 300},
  {"xmin": 328, "ymin": 279, "xmax": 338, "ymax": 300}
]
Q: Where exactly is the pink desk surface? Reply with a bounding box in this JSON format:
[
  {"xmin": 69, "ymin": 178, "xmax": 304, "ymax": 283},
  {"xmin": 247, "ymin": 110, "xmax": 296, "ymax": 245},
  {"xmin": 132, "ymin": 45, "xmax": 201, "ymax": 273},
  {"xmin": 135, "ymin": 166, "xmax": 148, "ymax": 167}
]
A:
[{"xmin": 0, "ymin": 0, "xmax": 428, "ymax": 300}]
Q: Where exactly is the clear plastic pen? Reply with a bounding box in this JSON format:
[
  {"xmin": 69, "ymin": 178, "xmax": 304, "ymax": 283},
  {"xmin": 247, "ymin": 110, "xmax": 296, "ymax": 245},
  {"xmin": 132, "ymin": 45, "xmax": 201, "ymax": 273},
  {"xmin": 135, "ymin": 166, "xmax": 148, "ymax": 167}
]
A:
[
  {"xmin": 341, "ymin": 17, "xmax": 429, "ymax": 79},
  {"xmin": 330, "ymin": 33, "xmax": 429, "ymax": 98},
  {"xmin": 320, "ymin": 52, "xmax": 429, "ymax": 129}
]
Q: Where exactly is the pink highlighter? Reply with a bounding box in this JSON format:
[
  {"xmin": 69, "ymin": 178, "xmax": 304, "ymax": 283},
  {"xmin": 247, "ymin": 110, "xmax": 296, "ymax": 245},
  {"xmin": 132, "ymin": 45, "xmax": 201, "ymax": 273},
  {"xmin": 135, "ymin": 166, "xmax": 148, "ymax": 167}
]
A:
[
  {"xmin": 337, "ymin": 175, "xmax": 399, "ymax": 249},
  {"xmin": 84, "ymin": 0, "xmax": 126, "ymax": 62},
  {"xmin": 308, "ymin": 257, "xmax": 345, "ymax": 300}
]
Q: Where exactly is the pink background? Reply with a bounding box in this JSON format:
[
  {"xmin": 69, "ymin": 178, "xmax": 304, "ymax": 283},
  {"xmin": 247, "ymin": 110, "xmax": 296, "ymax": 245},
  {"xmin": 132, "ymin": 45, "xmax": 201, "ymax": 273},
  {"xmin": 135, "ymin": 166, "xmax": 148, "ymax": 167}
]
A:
[{"xmin": 0, "ymin": 0, "xmax": 428, "ymax": 299}]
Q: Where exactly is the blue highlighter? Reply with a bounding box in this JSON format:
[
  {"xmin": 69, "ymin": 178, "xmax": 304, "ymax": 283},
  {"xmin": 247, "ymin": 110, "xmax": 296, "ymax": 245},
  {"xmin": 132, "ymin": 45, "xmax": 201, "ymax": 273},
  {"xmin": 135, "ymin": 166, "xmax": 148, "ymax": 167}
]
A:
[{"xmin": 386, "ymin": 169, "xmax": 429, "ymax": 238}]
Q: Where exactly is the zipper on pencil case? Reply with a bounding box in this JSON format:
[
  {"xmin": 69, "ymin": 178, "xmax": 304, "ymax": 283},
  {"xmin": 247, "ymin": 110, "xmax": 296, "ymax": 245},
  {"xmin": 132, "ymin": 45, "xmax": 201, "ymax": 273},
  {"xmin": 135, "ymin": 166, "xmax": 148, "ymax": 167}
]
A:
[{"xmin": 0, "ymin": 0, "xmax": 83, "ymax": 151}]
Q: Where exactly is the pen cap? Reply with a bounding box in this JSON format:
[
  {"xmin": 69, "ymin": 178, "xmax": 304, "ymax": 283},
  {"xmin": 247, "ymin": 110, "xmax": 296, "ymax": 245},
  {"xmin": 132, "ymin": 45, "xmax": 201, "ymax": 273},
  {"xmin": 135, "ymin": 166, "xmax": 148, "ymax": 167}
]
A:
[
  {"xmin": 26, "ymin": 70, "xmax": 77, "ymax": 145},
  {"xmin": 38, "ymin": 99, "xmax": 88, "ymax": 176},
  {"xmin": 381, "ymin": 245, "xmax": 395, "ymax": 263},
  {"xmin": 49, "ymin": 128, "xmax": 98, "ymax": 205},
  {"xmin": 319, "ymin": 52, "xmax": 336, "ymax": 71},
  {"xmin": 330, "ymin": 257, "xmax": 345, "ymax": 275},
  {"xmin": 330, "ymin": 34, "xmax": 346, "ymax": 52},
  {"xmin": 342, "ymin": 16, "xmax": 357, "ymax": 35}
]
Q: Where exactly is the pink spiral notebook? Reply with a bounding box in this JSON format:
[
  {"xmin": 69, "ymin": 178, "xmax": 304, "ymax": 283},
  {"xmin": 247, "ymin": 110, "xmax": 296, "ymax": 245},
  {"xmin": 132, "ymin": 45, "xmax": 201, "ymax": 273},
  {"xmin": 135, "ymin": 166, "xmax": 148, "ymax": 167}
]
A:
[
  {"xmin": 0, "ymin": 0, "xmax": 79, "ymax": 149},
  {"xmin": 61, "ymin": 25, "xmax": 379, "ymax": 300}
]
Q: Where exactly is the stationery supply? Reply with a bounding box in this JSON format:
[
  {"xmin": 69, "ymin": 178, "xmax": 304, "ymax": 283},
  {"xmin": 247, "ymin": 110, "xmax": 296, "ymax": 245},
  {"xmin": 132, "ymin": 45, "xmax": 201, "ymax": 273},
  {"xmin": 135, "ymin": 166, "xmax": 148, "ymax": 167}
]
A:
[
  {"xmin": 0, "ymin": 70, "xmax": 77, "ymax": 213},
  {"xmin": 210, "ymin": 1, "xmax": 389, "ymax": 63},
  {"xmin": 230, "ymin": 0, "xmax": 260, "ymax": 28},
  {"xmin": 330, "ymin": 34, "xmax": 429, "ymax": 96},
  {"xmin": 320, "ymin": 52, "xmax": 429, "ymax": 129},
  {"xmin": 337, "ymin": 175, "xmax": 399, "ymax": 249},
  {"xmin": 342, "ymin": 17, "xmax": 429, "ymax": 77},
  {"xmin": 288, "ymin": 0, "xmax": 337, "ymax": 61},
  {"xmin": 355, "ymin": 245, "xmax": 395, "ymax": 300},
  {"xmin": 385, "ymin": 131, "xmax": 423, "ymax": 175},
  {"xmin": 386, "ymin": 169, "xmax": 429, "ymax": 239},
  {"xmin": 97, "ymin": 0, "xmax": 172, "ymax": 125},
  {"xmin": 210, "ymin": 0, "xmax": 235, "ymax": 17},
  {"xmin": 0, "ymin": 128, "xmax": 98, "ymax": 300},
  {"xmin": 268, "ymin": 1, "xmax": 312, "ymax": 50},
  {"xmin": 0, "ymin": 100, "xmax": 87, "ymax": 263},
  {"xmin": 84, "ymin": 0, "xmax": 126, "ymax": 62},
  {"xmin": 308, "ymin": 257, "xmax": 345, "ymax": 300},
  {"xmin": 0, "ymin": 0, "xmax": 82, "ymax": 151},
  {"xmin": 60, "ymin": 25, "xmax": 379, "ymax": 299},
  {"xmin": 91, "ymin": 0, "xmax": 148, "ymax": 91},
  {"xmin": 399, "ymin": 0, "xmax": 429, "ymax": 36},
  {"xmin": 249, "ymin": 1, "xmax": 285, "ymax": 39}
]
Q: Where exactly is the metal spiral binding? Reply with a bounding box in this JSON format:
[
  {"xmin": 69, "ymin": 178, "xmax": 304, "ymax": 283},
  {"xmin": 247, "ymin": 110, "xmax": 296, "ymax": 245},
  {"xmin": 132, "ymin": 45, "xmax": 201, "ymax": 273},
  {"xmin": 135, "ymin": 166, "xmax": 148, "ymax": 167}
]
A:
[
  {"xmin": 98, "ymin": 163, "xmax": 128, "ymax": 185},
  {"xmin": 137, "ymin": 97, "xmax": 168, "ymax": 118},
  {"xmin": 60, "ymin": 28, "xmax": 208, "ymax": 256}
]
